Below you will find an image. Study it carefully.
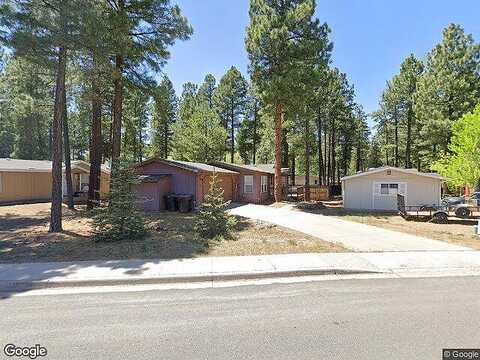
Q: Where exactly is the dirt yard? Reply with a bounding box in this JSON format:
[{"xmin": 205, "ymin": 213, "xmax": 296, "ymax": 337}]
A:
[
  {"xmin": 0, "ymin": 203, "xmax": 344, "ymax": 263},
  {"xmin": 294, "ymin": 201, "xmax": 480, "ymax": 250}
]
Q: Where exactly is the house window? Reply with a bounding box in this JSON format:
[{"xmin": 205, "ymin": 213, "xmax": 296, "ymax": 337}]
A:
[
  {"xmin": 261, "ymin": 176, "xmax": 268, "ymax": 193},
  {"xmin": 244, "ymin": 175, "xmax": 253, "ymax": 193},
  {"xmin": 380, "ymin": 183, "xmax": 389, "ymax": 195},
  {"xmin": 389, "ymin": 183, "xmax": 399, "ymax": 195},
  {"xmin": 380, "ymin": 183, "xmax": 400, "ymax": 196}
]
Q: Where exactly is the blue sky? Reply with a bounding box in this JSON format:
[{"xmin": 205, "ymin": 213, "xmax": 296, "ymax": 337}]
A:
[{"xmin": 163, "ymin": 0, "xmax": 480, "ymax": 121}]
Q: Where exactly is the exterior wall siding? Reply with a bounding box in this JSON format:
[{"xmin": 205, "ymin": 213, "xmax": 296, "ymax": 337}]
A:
[
  {"xmin": 198, "ymin": 173, "xmax": 237, "ymax": 203},
  {"xmin": 0, "ymin": 171, "xmax": 52, "ymax": 204},
  {"xmin": 134, "ymin": 177, "xmax": 171, "ymax": 211},
  {"xmin": 236, "ymin": 172, "xmax": 272, "ymax": 204},
  {"xmin": 136, "ymin": 162, "xmax": 197, "ymax": 198},
  {"xmin": 99, "ymin": 174, "xmax": 110, "ymax": 198},
  {"xmin": 62, "ymin": 169, "xmax": 110, "ymax": 199},
  {"xmin": 0, "ymin": 167, "xmax": 110, "ymax": 205},
  {"xmin": 343, "ymin": 169, "xmax": 442, "ymax": 210}
]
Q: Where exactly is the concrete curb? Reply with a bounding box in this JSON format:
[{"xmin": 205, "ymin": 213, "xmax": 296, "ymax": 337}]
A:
[{"xmin": 0, "ymin": 268, "xmax": 381, "ymax": 291}]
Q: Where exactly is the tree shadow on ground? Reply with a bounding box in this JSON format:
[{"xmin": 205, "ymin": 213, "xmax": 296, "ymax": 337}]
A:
[
  {"xmin": 0, "ymin": 211, "xmax": 241, "ymax": 300},
  {"xmin": 293, "ymin": 204, "xmax": 397, "ymax": 219},
  {"xmin": 0, "ymin": 214, "xmax": 50, "ymax": 231},
  {"xmin": 0, "ymin": 204, "xmax": 260, "ymax": 300},
  {"xmin": 0, "ymin": 234, "xmax": 212, "ymax": 300}
]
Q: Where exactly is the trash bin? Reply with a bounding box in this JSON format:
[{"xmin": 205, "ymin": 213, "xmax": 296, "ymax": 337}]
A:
[
  {"xmin": 177, "ymin": 194, "xmax": 193, "ymax": 213},
  {"xmin": 165, "ymin": 194, "xmax": 178, "ymax": 211}
]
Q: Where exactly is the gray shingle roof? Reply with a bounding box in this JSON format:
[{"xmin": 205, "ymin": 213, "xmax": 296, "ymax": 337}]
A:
[
  {"xmin": 139, "ymin": 158, "xmax": 238, "ymax": 174},
  {"xmin": 138, "ymin": 174, "xmax": 171, "ymax": 183},
  {"xmin": 211, "ymin": 161, "xmax": 291, "ymax": 175},
  {"xmin": 0, "ymin": 158, "xmax": 110, "ymax": 173},
  {"xmin": 341, "ymin": 166, "xmax": 446, "ymax": 181},
  {"xmin": 167, "ymin": 160, "xmax": 238, "ymax": 174},
  {"xmin": 0, "ymin": 158, "xmax": 52, "ymax": 172}
]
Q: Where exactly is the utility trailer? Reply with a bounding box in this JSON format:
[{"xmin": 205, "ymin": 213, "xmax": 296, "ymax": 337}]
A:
[{"xmin": 397, "ymin": 194, "xmax": 480, "ymax": 224}]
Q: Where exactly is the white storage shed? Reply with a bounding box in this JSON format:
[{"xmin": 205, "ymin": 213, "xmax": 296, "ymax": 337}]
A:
[{"xmin": 341, "ymin": 166, "xmax": 446, "ymax": 211}]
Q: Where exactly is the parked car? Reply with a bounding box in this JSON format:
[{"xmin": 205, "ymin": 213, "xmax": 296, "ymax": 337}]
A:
[
  {"xmin": 469, "ymin": 192, "xmax": 480, "ymax": 206},
  {"xmin": 442, "ymin": 195, "xmax": 465, "ymax": 207},
  {"xmin": 441, "ymin": 192, "xmax": 480, "ymax": 219}
]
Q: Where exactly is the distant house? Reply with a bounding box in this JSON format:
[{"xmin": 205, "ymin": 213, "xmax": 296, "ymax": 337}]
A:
[
  {"xmin": 134, "ymin": 158, "xmax": 238, "ymax": 211},
  {"xmin": 62, "ymin": 160, "xmax": 110, "ymax": 201},
  {"xmin": 292, "ymin": 175, "xmax": 320, "ymax": 186},
  {"xmin": 341, "ymin": 166, "xmax": 446, "ymax": 211},
  {"xmin": 0, "ymin": 158, "xmax": 110, "ymax": 205}
]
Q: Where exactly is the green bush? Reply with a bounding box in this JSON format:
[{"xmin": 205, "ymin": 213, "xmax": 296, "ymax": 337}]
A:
[
  {"xmin": 194, "ymin": 172, "xmax": 236, "ymax": 240},
  {"xmin": 92, "ymin": 158, "xmax": 146, "ymax": 242}
]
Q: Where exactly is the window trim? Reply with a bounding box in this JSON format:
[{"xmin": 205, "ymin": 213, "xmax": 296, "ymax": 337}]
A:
[
  {"xmin": 0, "ymin": 173, "xmax": 2, "ymax": 193},
  {"xmin": 260, "ymin": 175, "xmax": 268, "ymax": 193},
  {"xmin": 244, "ymin": 175, "xmax": 254, "ymax": 194}
]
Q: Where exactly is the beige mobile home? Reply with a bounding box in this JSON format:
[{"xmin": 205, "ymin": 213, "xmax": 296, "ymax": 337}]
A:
[
  {"xmin": 0, "ymin": 158, "xmax": 110, "ymax": 205},
  {"xmin": 341, "ymin": 166, "xmax": 445, "ymax": 211},
  {"xmin": 0, "ymin": 159, "xmax": 53, "ymax": 204}
]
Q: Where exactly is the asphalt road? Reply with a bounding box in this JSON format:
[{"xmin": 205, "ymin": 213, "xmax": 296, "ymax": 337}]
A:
[{"xmin": 1, "ymin": 277, "xmax": 479, "ymax": 360}]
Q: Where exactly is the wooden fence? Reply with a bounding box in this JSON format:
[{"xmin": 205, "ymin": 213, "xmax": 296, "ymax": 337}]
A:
[{"xmin": 295, "ymin": 185, "xmax": 330, "ymax": 201}]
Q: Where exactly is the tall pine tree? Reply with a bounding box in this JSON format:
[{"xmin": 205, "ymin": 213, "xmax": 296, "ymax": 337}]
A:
[{"xmin": 246, "ymin": 0, "xmax": 331, "ymax": 201}]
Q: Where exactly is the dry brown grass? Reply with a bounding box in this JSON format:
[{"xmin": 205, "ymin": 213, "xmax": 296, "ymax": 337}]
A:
[
  {"xmin": 295, "ymin": 203, "xmax": 480, "ymax": 250},
  {"xmin": 0, "ymin": 203, "xmax": 344, "ymax": 263}
]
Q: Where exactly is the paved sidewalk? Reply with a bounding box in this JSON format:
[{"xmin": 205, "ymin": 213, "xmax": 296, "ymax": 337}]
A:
[
  {"xmin": 2, "ymin": 251, "xmax": 480, "ymax": 292},
  {"xmin": 228, "ymin": 204, "xmax": 471, "ymax": 252}
]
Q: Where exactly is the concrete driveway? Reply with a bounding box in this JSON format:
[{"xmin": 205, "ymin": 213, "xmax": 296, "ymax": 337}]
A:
[{"xmin": 228, "ymin": 204, "xmax": 472, "ymax": 252}]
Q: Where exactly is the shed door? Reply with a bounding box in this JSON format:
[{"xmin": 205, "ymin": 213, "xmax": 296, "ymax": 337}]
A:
[{"xmin": 373, "ymin": 182, "xmax": 407, "ymax": 210}]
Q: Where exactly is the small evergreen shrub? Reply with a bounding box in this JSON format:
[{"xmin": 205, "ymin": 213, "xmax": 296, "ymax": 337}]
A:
[
  {"xmin": 194, "ymin": 172, "xmax": 236, "ymax": 240},
  {"xmin": 92, "ymin": 158, "xmax": 146, "ymax": 242}
]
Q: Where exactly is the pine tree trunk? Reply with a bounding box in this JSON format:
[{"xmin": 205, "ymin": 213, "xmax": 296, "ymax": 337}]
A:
[
  {"xmin": 230, "ymin": 105, "xmax": 234, "ymax": 163},
  {"xmin": 274, "ymin": 102, "xmax": 283, "ymax": 202},
  {"xmin": 163, "ymin": 120, "xmax": 168, "ymax": 158},
  {"xmin": 317, "ymin": 111, "xmax": 323, "ymax": 186},
  {"xmin": 384, "ymin": 123, "xmax": 389, "ymax": 166},
  {"xmin": 63, "ymin": 91, "xmax": 74, "ymax": 210},
  {"xmin": 304, "ymin": 117, "xmax": 311, "ymax": 202},
  {"xmin": 252, "ymin": 102, "xmax": 258, "ymax": 165},
  {"xmin": 281, "ymin": 128, "xmax": 289, "ymax": 168},
  {"xmin": 331, "ymin": 118, "xmax": 336, "ymax": 185},
  {"xmin": 88, "ymin": 54, "xmax": 102, "ymax": 211},
  {"xmin": 48, "ymin": 126, "xmax": 52, "ymax": 160},
  {"xmin": 111, "ymin": 54, "xmax": 123, "ymax": 164},
  {"xmin": 49, "ymin": 46, "xmax": 67, "ymax": 233},
  {"xmin": 327, "ymin": 130, "xmax": 331, "ymax": 186},
  {"xmin": 323, "ymin": 122, "xmax": 327, "ymax": 185},
  {"xmin": 290, "ymin": 153, "xmax": 295, "ymax": 185},
  {"xmin": 394, "ymin": 108, "xmax": 399, "ymax": 167},
  {"xmin": 356, "ymin": 144, "xmax": 361, "ymax": 172},
  {"xmin": 138, "ymin": 111, "xmax": 143, "ymax": 162},
  {"xmin": 337, "ymin": 161, "xmax": 340, "ymax": 184},
  {"xmin": 405, "ymin": 105, "xmax": 412, "ymax": 168}
]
